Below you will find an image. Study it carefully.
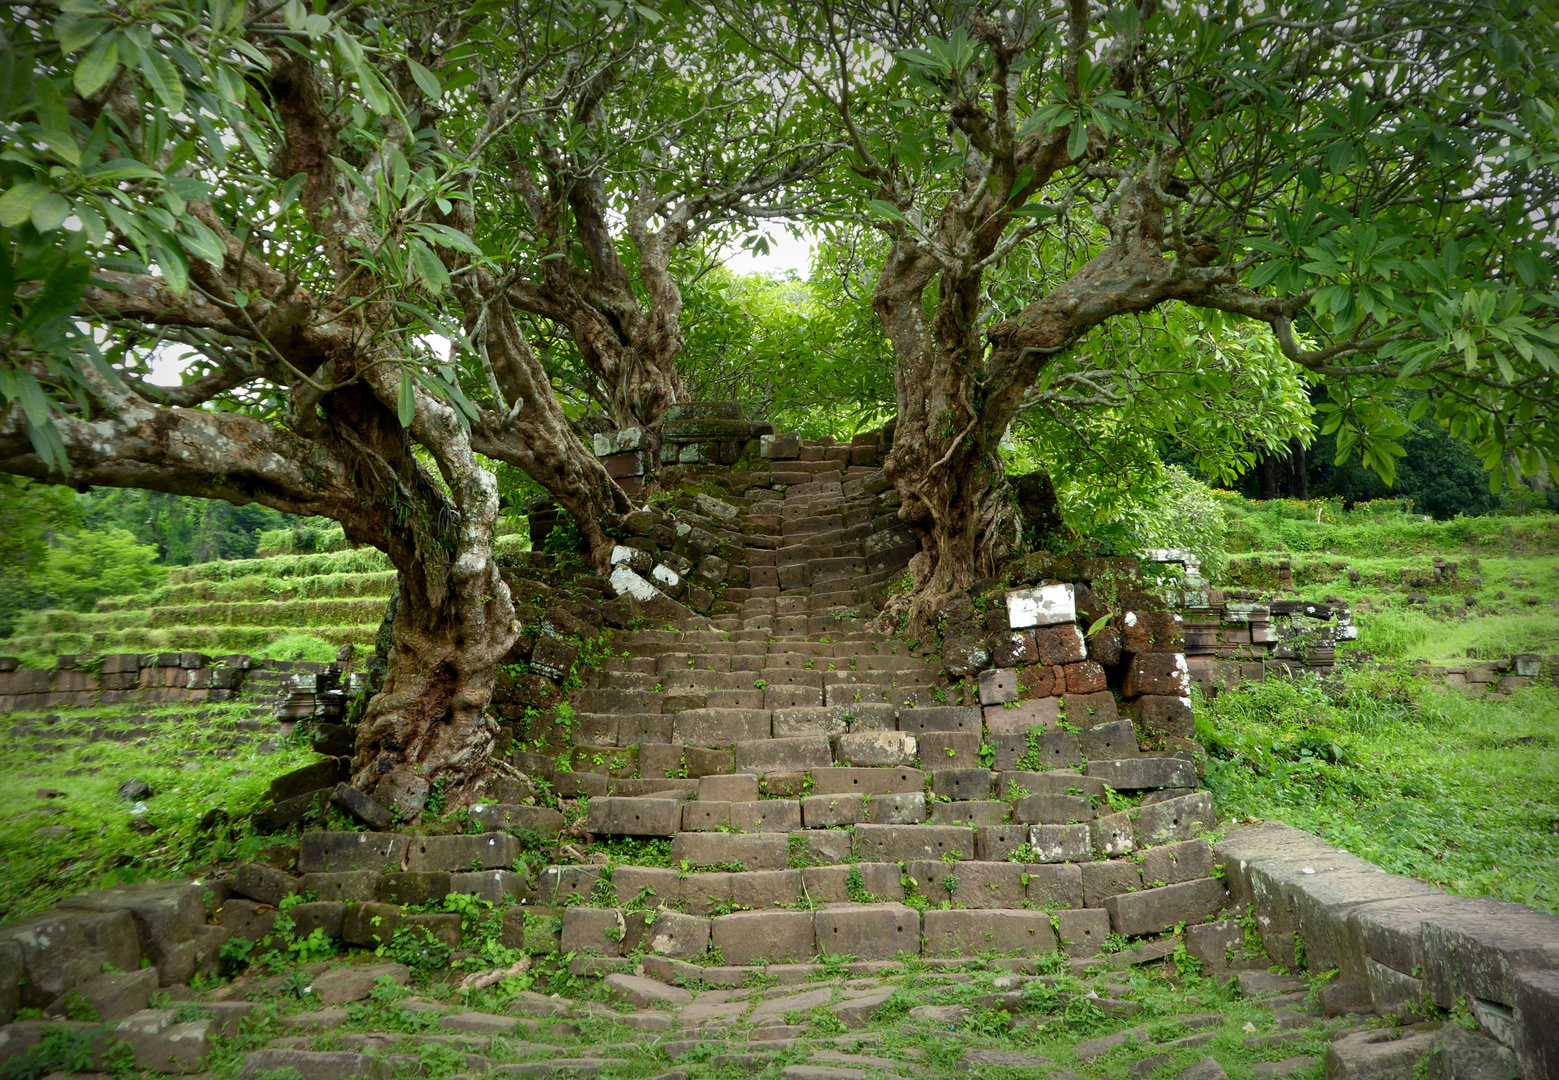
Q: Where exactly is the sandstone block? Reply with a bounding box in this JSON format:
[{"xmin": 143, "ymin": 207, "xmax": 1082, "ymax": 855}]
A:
[
  {"xmin": 1064, "ymin": 691, "xmax": 1119, "ymax": 726},
  {"xmin": 977, "ymin": 668, "xmax": 1019, "ymax": 705},
  {"xmin": 1025, "ymin": 863, "xmax": 1085, "ymax": 909},
  {"xmin": 1006, "ymin": 585, "xmax": 1075, "ymax": 628},
  {"xmin": 1078, "ymin": 720, "xmax": 1139, "ymax": 761},
  {"xmin": 1012, "ymin": 794, "xmax": 1092, "ymax": 824},
  {"xmin": 1136, "ymin": 791, "xmax": 1216, "ymax": 845},
  {"xmin": 1055, "ymin": 908, "xmax": 1113, "ymax": 956},
  {"xmin": 712, "ymin": 910, "xmax": 814, "ymax": 964},
  {"xmin": 1131, "ymin": 695, "xmax": 1195, "ymax": 739},
  {"xmin": 1081, "ymin": 861, "xmax": 1143, "ymax": 908},
  {"xmin": 297, "ymin": 833, "xmax": 409, "ymax": 874},
  {"xmin": 814, "ymin": 903, "xmax": 920, "ymax": 960},
  {"xmin": 1089, "ymin": 812, "xmax": 1135, "ymax": 857},
  {"xmin": 931, "ymin": 768, "xmax": 993, "ymax": 801},
  {"xmin": 729, "ymin": 800, "xmax": 801, "ymax": 833},
  {"xmin": 947, "ymin": 862, "xmax": 1026, "ymax": 909},
  {"xmin": 647, "ymin": 911, "xmax": 710, "ymax": 959},
  {"xmin": 1140, "ymin": 838, "xmax": 1214, "ymax": 886},
  {"xmin": 1032, "ymin": 623, "xmax": 1087, "ymax": 665},
  {"xmin": 1085, "ymin": 756, "xmax": 1197, "ymax": 791},
  {"xmin": 670, "ymin": 832, "xmax": 788, "ymax": 871},
  {"xmin": 897, "ymin": 706, "xmax": 981, "ymax": 735},
  {"xmin": 1123, "ymin": 653, "xmax": 1190, "ymax": 697},
  {"xmin": 852, "ymin": 823, "xmax": 973, "ymax": 862},
  {"xmin": 406, "ymin": 832, "xmax": 519, "ymax": 872},
  {"xmin": 1105, "ymin": 877, "xmax": 1227, "ymax": 936},
  {"xmin": 1028, "ymin": 824, "xmax": 1091, "ymax": 863},
  {"xmin": 834, "ymin": 730, "xmax": 917, "ymax": 767},
  {"xmin": 810, "ymin": 767, "xmax": 924, "ymax": 796},
  {"xmin": 923, "ymin": 909, "xmax": 1055, "ymax": 957},
  {"xmin": 734, "ymin": 736, "xmax": 831, "ymax": 773}
]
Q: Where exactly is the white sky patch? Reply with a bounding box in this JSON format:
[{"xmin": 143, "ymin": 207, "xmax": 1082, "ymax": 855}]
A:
[{"xmin": 722, "ymin": 227, "xmax": 815, "ymax": 279}]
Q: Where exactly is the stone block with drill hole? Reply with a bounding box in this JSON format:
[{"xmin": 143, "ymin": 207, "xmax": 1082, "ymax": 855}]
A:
[
  {"xmin": 1079, "ymin": 720, "xmax": 1139, "ymax": 761},
  {"xmin": 611, "ymin": 866, "xmax": 679, "ymax": 908},
  {"xmin": 734, "ymin": 736, "xmax": 831, "ymax": 773},
  {"xmin": 300, "ymin": 871, "xmax": 380, "ymax": 904},
  {"xmin": 947, "ymin": 862, "xmax": 1027, "ymax": 909},
  {"xmin": 1085, "ymin": 756, "xmax": 1197, "ymax": 791},
  {"xmin": 1135, "ymin": 791, "xmax": 1216, "ymax": 846},
  {"xmin": 795, "ymin": 829, "xmax": 853, "ymax": 865},
  {"xmin": 681, "ymin": 800, "xmax": 731, "ymax": 832},
  {"xmin": 712, "ymin": 909, "xmax": 814, "ymax": 964},
  {"xmin": 1122, "ymin": 653, "xmax": 1190, "ymax": 697},
  {"xmin": 897, "ymin": 706, "xmax": 982, "ymax": 735},
  {"xmin": 1064, "ymin": 692, "xmax": 1119, "ymax": 727},
  {"xmin": 682, "ymin": 746, "xmax": 735, "ymax": 777},
  {"xmin": 803, "ymin": 793, "xmax": 867, "ymax": 827},
  {"xmin": 698, "ymin": 773, "xmax": 760, "ymax": 801},
  {"xmin": 924, "ymin": 909, "xmax": 1057, "ymax": 957},
  {"xmin": 586, "ymin": 797, "xmax": 680, "ymax": 837},
  {"xmin": 677, "ymin": 873, "xmax": 734, "ymax": 917},
  {"xmin": 1017, "ymin": 664, "xmax": 1065, "ymax": 700},
  {"xmin": 406, "ymin": 832, "xmax": 519, "ymax": 872},
  {"xmin": 647, "ymin": 911, "xmax": 710, "ymax": 959},
  {"xmin": 978, "ymin": 668, "xmax": 1019, "ymax": 706},
  {"xmin": 999, "ymin": 770, "xmax": 1108, "ymax": 801},
  {"xmin": 991, "ymin": 631, "xmax": 1038, "ymax": 668},
  {"xmin": 868, "ymin": 792, "xmax": 928, "ymax": 825},
  {"xmin": 1139, "ymin": 838, "xmax": 1214, "ymax": 887},
  {"xmin": 1006, "ymin": 585, "xmax": 1076, "ymax": 628},
  {"xmin": 932, "ymin": 768, "xmax": 993, "ymax": 801},
  {"xmin": 1089, "ymin": 812, "xmax": 1135, "ymax": 857},
  {"xmin": 1131, "ymin": 695, "xmax": 1195, "ymax": 740},
  {"xmin": 853, "ymin": 823, "xmax": 974, "ymax": 862},
  {"xmin": 993, "ymin": 731, "xmax": 1081, "ymax": 771},
  {"xmin": 810, "ymin": 766, "xmax": 924, "ymax": 796},
  {"xmin": 918, "ymin": 731, "xmax": 982, "ymax": 771},
  {"xmin": 815, "ymin": 903, "xmax": 921, "ymax": 960},
  {"xmin": 1104, "ymin": 877, "xmax": 1227, "ymax": 936},
  {"xmin": 1122, "ymin": 610, "xmax": 1184, "ymax": 653},
  {"xmin": 1032, "ymin": 623, "xmax": 1087, "ymax": 666},
  {"xmin": 1011, "ymin": 794, "xmax": 1092, "ymax": 825},
  {"xmin": 561, "ymin": 907, "xmax": 626, "ymax": 956},
  {"xmin": 1056, "ymin": 908, "xmax": 1113, "ymax": 956},
  {"xmin": 834, "ymin": 730, "xmax": 918, "ymax": 767},
  {"xmin": 450, "ymin": 870, "xmax": 529, "ymax": 906},
  {"xmin": 930, "ymin": 800, "xmax": 1007, "ymax": 827},
  {"xmin": 298, "ymin": 832, "xmax": 410, "ymax": 874},
  {"xmin": 674, "ymin": 709, "xmax": 771, "ymax": 747},
  {"xmin": 375, "ymin": 873, "xmax": 451, "ymax": 906},
  {"xmin": 974, "ymin": 825, "xmax": 1029, "ymax": 862},
  {"xmin": 729, "ymin": 800, "xmax": 802, "ymax": 833},
  {"xmin": 1028, "ymin": 824, "xmax": 1092, "ymax": 863},
  {"xmin": 670, "ymin": 832, "xmax": 788, "ymax": 871},
  {"xmin": 1082, "ymin": 861, "xmax": 1143, "ymax": 908}
]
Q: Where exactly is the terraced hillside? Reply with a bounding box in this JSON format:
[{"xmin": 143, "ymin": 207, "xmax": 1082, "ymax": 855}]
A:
[{"xmin": 0, "ymin": 547, "xmax": 413, "ymax": 662}]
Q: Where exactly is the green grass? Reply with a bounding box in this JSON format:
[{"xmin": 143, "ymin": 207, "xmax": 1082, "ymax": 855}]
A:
[
  {"xmin": 0, "ymin": 624, "xmax": 380, "ymax": 668},
  {"xmin": 1219, "ymin": 493, "xmax": 1559, "ymax": 557},
  {"xmin": 0, "ymin": 702, "xmax": 314, "ymax": 923},
  {"xmin": 1200, "ymin": 667, "xmax": 1559, "ymax": 914}
]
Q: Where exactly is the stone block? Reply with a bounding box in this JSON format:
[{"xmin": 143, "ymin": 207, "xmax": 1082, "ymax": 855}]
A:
[
  {"xmin": 977, "ymin": 668, "xmax": 1019, "ymax": 706},
  {"xmin": 401, "ymin": 912, "xmax": 461, "ymax": 949},
  {"xmin": 730, "ymin": 869, "xmax": 803, "ymax": 909},
  {"xmin": 1131, "ymin": 696, "xmax": 1195, "ymax": 740},
  {"xmin": 991, "ymin": 631, "xmax": 1038, "ymax": 668},
  {"xmin": 984, "ymin": 698, "xmax": 1060, "ymax": 735},
  {"xmin": 54, "ymin": 881, "xmax": 207, "ymax": 987},
  {"xmin": 1136, "ymin": 791, "xmax": 1216, "ymax": 845},
  {"xmin": 586, "ymin": 797, "xmax": 680, "ymax": 837},
  {"xmin": 734, "ymin": 736, "xmax": 831, "ymax": 773},
  {"xmin": 1185, "ymin": 919, "xmax": 1247, "ymax": 969},
  {"xmin": 1323, "ymin": 1028, "xmax": 1440, "ymax": 1080},
  {"xmin": 974, "ymin": 825, "xmax": 1028, "ymax": 862},
  {"xmin": 1105, "ymin": 877, "xmax": 1227, "ymax": 936},
  {"xmin": 682, "ymin": 747, "xmax": 735, "ymax": 777},
  {"xmin": 1122, "ymin": 611, "xmax": 1184, "ymax": 653},
  {"xmin": 467, "ymin": 804, "xmax": 565, "ymax": 837},
  {"xmin": 1007, "ymin": 585, "xmax": 1076, "ymax": 628},
  {"xmin": 53, "ymin": 967, "xmax": 158, "ymax": 1022},
  {"xmin": 897, "ymin": 706, "xmax": 981, "ymax": 735},
  {"xmin": 1140, "ymin": 838, "xmax": 1214, "ymax": 886},
  {"xmin": 852, "ymin": 823, "xmax": 974, "ymax": 862},
  {"xmin": 1081, "ymin": 861, "xmax": 1142, "ymax": 908},
  {"xmin": 677, "ymin": 873, "xmax": 734, "ymax": 917},
  {"xmin": 1032, "ymin": 624, "xmax": 1087, "ymax": 666},
  {"xmin": 1025, "ymin": 863, "xmax": 1085, "ymax": 909},
  {"xmin": 115, "ymin": 1007, "xmax": 211, "ymax": 1073},
  {"xmin": 1078, "ymin": 720, "xmax": 1138, "ymax": 761},
  {"xmin": 289, "ymin": 902, "xmax": 346, "ymax": 941},
  {"xmin": 729, "ymin": 799, "xmax": 802, "ymax": 833},
  {"xmin": 673, "ymin": 708, "xmax": 771, "ymax": 746},
  {"xmin": 1064, "ymin": 692, "xmax": 1119, "ymax": 727},
  {"xmin": 794, "ymin": 829, "xmax": 853, "ymax": 865},
  {"xmin": 238, "ymin": 1049, "xmax": 386, "ymax": 1080},
  {"xmin": 998, "ymin": 770, "xmax": 1108, "ymax": 801},
  {"xmin": 761, "ymin": 433, "xmax": 802, "ymax": 460},
  {"xmin": 329, "ymin": 785, "xmax": 394, "ymax": 831},
  {"xmin": 713, "ymin": 910, "xmax": 814, "ymax": 964},
  {"xmin": 814, "ymin": 903, "xmax": 920, "ymax": 960},
  {"xmin": 670, "ymin": 832, "xmax": 788, "ymax": 871},
  {"xmin": 697, "ymin": 773, "xmax": 760, "ymax": 801},
  {"xmin": 923, "ymin": 909, "xmax": 1056, "ymax": 957},
  {"xmin": 1055, "ymin": 908, "xmax": 1113, "ymax": 956},
  {"xmin": 215, "ymin": 899, "xmax": 276, "ymax": 943},
  {"xmin": 930, "ymin": 800, "xmax": 1006, "ymax": 827},
  {"xmin": 1123, "ymin": 653, "xmax": 1191, "ymax": 697},
  {"xmin": 918, "ymin": 731, "xmax": 983, "ymax": 772},
  {"xmin": 1027, "ymin": 823, "xmax": 1091, "ymax": 863},
  {"xmin": 931, "ymin": 768, "xmax": 993, "ymax": 801},
  {"xmin": 340, "ymin": 904, "xmax": 401, "ymax": 948},
  {"xmin": 1420, "ymin": 905, "xmax": 1559, "ymax": 1008},
  {"xmin": 405, "ymin": 832, "xmax": 519, "ymax": 872},
  {"xmin": 810, "ymin": 767, "xmax": 924, "ymax": 796},
  {"xmin": 1012, "ymin": 794, "xmax": 1092, "ymax": 824},
  {"xmin": 374, "ymin": 873, "xmax": 451, "ymax": 906},
  {"xmin": 1085, "ymin": 756, "xmax": 1197, "ymax": 791},
  {"xmin": 801, "ymin": 863, "xmax": 904, "ymax": 904},
  {"xmin": 297, "ymin": 832, "xmax": 409, "ymax": 874},
  {"xmin": 835, "ymin": 730, "xmax": 918, "ymax": 767},
  {"xmin": 1089, "ymin": 812, "xmax": 1135, "ymax": 857},
  {"xmin": 270, "ymin": 759, "xmax": 350, "ymax": 803},
  {"xmin": 1513, "ymin": 967, "xmax": 1559, "ymax": 1080},
  {"xmin": 561, "ymin": 907, "xmax": 626, "ymax": 956},
  {"xmin": 1064, "ymin": 661, "xmax": 1107, "ymax": 695},
  {"xmin": 803, "ymin": 793, "xmax": 865, "ymax": 827},
  {"xmin": 947, "ymin": 862, "xmax": 1026, "ymax": 908},
  {"xmin": 300, "ymin": 872, "xmax": 380, "ymax": 904},
  {"xmin": 232, "ymin": 863, "xmax": 299, "ymax": 907},
  {"xmin": 647, "ymin": 911, "xmax": 711, "ymax": 959}
]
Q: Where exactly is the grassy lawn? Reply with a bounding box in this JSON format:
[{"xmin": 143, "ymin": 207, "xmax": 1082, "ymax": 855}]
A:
[{"xmin": 1199, "ymin": 667, "xmax": 1559, "ymax": 914}]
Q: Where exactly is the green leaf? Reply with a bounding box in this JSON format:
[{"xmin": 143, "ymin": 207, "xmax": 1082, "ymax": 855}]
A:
[
  {"xmin": 410, "ymin": 222, "xmax": 482, "ymax": 255},
  {"xmin": 136, "ymin": 41, "xmax": 185, "ymax": 114},
  {"xmin": 0, "ymin": 183, "xmax": 49, "ymax": 227},
  {"xmin": 397, "ymin": 371, "xmax": 416, "ymax": 427},
  {"xmin": 30, "ymin": 193, "xmax": 71, "ymax": 232},
  {"xmin": 74, "ymin": 32, "xmax": 120, "ymax": 97},
  {"xmin": 1066, "ymin": 121, "xmax": 1089, "ymax": 160},
  {"xmin": 866, "ymin": 200, "xmax": 905, "ymax": 222},
  {"xmin": 407, "ymin": 237, "xmax": 448, "ymax": 292},
  {"xmin": 407, "ymin": 58, "xmax": 441, "ymax": 102},
  {"xmin": 57, "ymin": 15, "xmax": 108, "ymax": 54}
]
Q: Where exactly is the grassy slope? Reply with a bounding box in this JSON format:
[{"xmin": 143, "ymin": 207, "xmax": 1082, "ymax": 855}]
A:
[{"xmin": 0, "ymin": 703, "xmax": 312, "ymax": 922}]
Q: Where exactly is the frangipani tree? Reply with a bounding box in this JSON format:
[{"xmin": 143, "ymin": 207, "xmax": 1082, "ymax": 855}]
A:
[{"xmin": 722, "ymin": 0, "xmax": 1559, "ymax": 628}]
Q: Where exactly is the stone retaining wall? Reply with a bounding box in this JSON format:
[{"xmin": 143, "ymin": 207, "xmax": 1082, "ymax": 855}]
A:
[{"xmin": 1216, "ymin": 822, "xmax": 1557, "ymax": 1078}]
